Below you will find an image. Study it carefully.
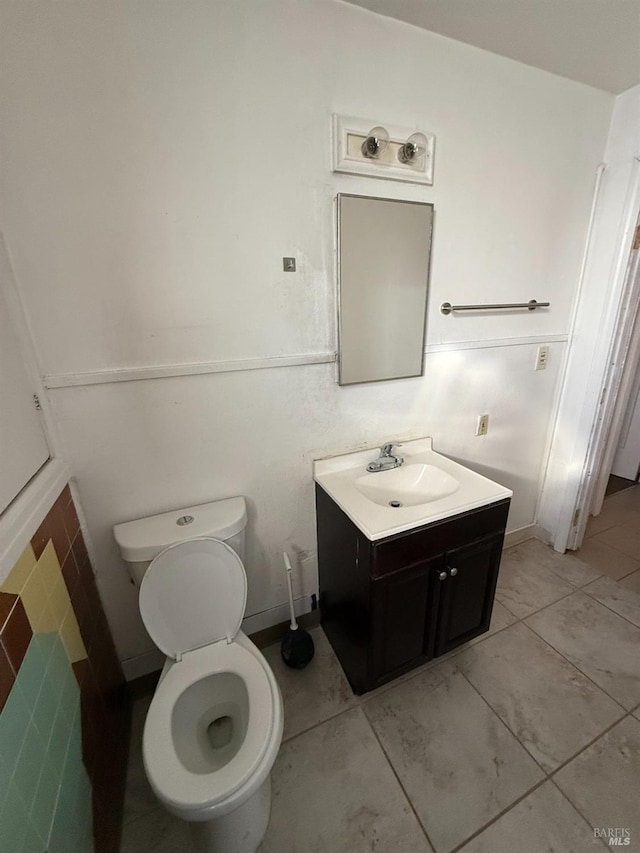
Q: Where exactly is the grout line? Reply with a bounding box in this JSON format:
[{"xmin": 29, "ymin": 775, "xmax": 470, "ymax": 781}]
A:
[
  {"xmin": 449, "ymin": 777, "xmax": 550, "ymax": 852},
  {"xmin": 546, "ymin": 777, "xmax": 612, "ymax": 850},
  {"xmin": 549, "ymin": 712, "xmax": 633, "ymax": 779},
  {"xmin": 279, "ymin": 694, "xmax": 363, "ymax": 745},
  {"xmin": 581, "ymin": 583, "xmax": 640, "ymax": 631},
  {"xmin": 523, "ymin": 615, "xmax": 630, "ymax": 713},
  {"xmin": 454, "ymin": 666, "xmax": 551, "ymax": 778},
  {"xmin": 615, "ymin": 565, "xmax": 640, "ymax": 581},
  {"xmin": 359, "ymin": 702, "xmax": 437, "ymax": 852}
]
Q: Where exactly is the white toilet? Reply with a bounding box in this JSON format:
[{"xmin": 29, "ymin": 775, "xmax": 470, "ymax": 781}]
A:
[{"xmin": 114, "ymin": 497, "xmax": 283, "ymax": 853}]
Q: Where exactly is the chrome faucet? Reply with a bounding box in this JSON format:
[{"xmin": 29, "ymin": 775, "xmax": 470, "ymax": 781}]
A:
[{"xmin": 366, "ymin": 443, "xmax": 404, "ymax": 473}]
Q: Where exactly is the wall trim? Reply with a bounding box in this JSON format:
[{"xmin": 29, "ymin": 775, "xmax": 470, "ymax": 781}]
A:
[
  {"xmin": 43, "ymin": 352, "xmax": 337, "ymax": 388},
  {"xmin": 503, "ymin": 523, "xmax": 551, "ymax": 550},
  {"xmin": 0, "ymin": 458, "xmax": 70, "ymax": 578},
  {"xmin": 425, "ymin": 334, "xmax": 568, "ymax": 354},
  {"xmin": 43, "ymin": 334, "xmax": 569, "ymax": 389}
]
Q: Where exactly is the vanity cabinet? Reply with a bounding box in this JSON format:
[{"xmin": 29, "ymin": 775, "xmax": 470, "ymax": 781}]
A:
[{"xmin": 316, "ymin": 485, "xmax": 510, "ymax": 694}]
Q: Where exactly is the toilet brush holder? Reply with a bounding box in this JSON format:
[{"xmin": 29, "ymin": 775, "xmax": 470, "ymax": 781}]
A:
[{"xmin": 281, "ymin": 552, "xmax": 314, "ymax": 669}]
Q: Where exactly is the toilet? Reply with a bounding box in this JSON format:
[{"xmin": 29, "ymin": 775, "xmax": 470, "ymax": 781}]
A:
[{"xmin": 113, "ymin": 497, "xmax": 283, "ymax": 853}]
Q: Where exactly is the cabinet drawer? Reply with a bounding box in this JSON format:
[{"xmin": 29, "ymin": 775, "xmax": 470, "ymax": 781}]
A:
[{"xmin": 371, "ymin": 499, "xmax": 510, "ymax": 578}]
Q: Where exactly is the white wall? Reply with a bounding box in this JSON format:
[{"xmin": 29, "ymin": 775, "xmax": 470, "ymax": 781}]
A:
[{"xmin": 0, "ymin": 0, "xmax": 613, "ymax": 670}]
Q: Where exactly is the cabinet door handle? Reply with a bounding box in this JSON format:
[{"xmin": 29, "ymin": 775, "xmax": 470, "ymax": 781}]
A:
[
  {"xmin": 438, "ymin": 571, "xmax": 447, "ymax": 581},
  {"xmin": 449, "ymin": 567, "xmax": 458, "ymax": 577}
]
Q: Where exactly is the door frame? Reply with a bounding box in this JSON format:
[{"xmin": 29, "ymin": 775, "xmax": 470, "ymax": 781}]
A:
[
  {"xmin": 590, "ymin": 239, "xmax": 640, "ymax": 514},
  {"xmin": 565, "ymin": 163, "xmax": 640, "ymax": 550}
]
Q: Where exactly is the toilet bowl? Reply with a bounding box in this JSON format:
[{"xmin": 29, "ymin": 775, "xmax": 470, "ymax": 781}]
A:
[{"xmin": 114, "ymin": 500, "xmax": 283, "ymax": 853}]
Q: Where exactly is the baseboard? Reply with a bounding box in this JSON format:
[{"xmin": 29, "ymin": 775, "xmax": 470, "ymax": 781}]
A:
[
  {"xmin": 121, "ymin": 594, "xmax": 316, "ymax": 681},
  {"xmin": 241, "ymin": 594, "xmax": 314, "ymax": 636},
  {"xmin": 121, "ymin": 648, "xmax": 165, "ymax": 682},
  {"xmin": 503, "ymin": 523, "xmax": 550, "ymax": 550}
]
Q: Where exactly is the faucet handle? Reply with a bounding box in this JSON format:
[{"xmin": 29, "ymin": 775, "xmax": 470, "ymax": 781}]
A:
[{"xmin": 381, "ymin": 442, "xmax": 402, "ymax": 455}]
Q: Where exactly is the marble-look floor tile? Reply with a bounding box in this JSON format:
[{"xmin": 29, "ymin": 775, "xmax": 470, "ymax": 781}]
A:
[
  {"xmin": 120, "ymin": 803, "xmax": 190, "ymax": 853},
  {"xmin": 592, "ymin": 525, "xmax": 640, "ymax": 561},
  {"xmin": 459, "ymin": 781, "xmax": 606, "ymax": 852},
  {"xmin": 364, "ymin": 660, "xmax": 544, "ymax": 853},
  {"xmin": 496, "ymin": 542, "xmax": 575, "ymax": 618},
  {"xmin": 634, "ymin": 707, "xmax": 640, "ymax": 721},
  {"xmin": 260, "ymin": 707, "xmax": 432, "ymax": 853},
  {"xmin": 619, "ymin": 568, "xmax": 640, "ymax": 595},
  {"xmin": 262, "ymin": 626, "xmax": 357, "ymax": 741},
  {"xmin": 583, "ymin": 512, "xmax": 619, "ymax": 539},
  {"xmin": 526, "ymin": 592, "xmax": 640, "ymax": 709},
  {"xmin": 569, "ymin": 537, "xmax": 640, "ymax": 581},
  {"xmin": 584, "ymin": 576, "xmax": 640, "ymax": 628},
  {"xmin": 456, "ymin": 623, "xmax": 623, "ymax": 772},
  {"xmin": 584, "ymin": 496, "xmax": 640, "ymax": 539},
  {"xmin": 603, "ymin": 486, "xmax": 640, "ymax": 511},
  {"xmin": 510, "ymin": 538, "xmax": 601, "ymax": 588},
  {"xmin": 554, "ymin": 717, "xmax": 640, "ymax": 849}
]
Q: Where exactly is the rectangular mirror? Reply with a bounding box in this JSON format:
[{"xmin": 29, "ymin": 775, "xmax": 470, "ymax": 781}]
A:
[{"xmin": 337, "ymin": 194, "xmax": 433, "ymax": 385}]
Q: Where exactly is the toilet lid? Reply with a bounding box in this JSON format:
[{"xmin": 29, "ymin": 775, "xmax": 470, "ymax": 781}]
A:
[{"xmin": 139, "ymin": 538, "xmax": 247, "ymax": 659}]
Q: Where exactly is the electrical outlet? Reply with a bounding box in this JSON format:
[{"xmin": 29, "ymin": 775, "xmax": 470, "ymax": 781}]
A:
[
  {"xmin": 535, "ymin": 345, "xmax": 549, "ymax": 371},
  {"xmin": 476, "ymin": 414, "xmax": 489, "ymax": 436}
]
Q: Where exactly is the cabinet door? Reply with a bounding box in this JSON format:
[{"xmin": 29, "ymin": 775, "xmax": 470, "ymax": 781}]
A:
[
  {"xmin": 435, "ymin": 533, "xmax": 503, "ymax": 656},
  {"xmin": 371, "ymin": 557, "xmax": 441, "ymax": 682}
]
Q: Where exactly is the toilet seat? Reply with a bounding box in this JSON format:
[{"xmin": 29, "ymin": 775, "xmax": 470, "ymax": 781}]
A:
[
  {"xmin": 139, "ymin": 537, "xmax": 247, "ymax": 659},
  {"xmin": 143, "ymin": 638, "xmax": 279, "ymax": 817}
]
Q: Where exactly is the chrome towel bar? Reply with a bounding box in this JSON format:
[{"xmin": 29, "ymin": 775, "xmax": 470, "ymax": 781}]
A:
[{"xmin": 440, "ymin": 299, "xmax": 550, "ymax": 315}]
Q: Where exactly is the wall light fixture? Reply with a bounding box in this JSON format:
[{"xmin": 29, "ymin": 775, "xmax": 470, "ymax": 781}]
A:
[{"xmin": 332, "ymin": 115, "xmax": 435, "ymax": 185}]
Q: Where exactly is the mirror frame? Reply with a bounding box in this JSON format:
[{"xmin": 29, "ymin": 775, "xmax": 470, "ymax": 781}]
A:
[{"xmin": 336, "ymin": 193, "xmax": 434, "ymax": 386}]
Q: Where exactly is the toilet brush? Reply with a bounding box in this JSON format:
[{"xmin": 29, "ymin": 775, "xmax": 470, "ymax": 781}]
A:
[{"xmin": 281, "ymin": 552, "xmax": 315, "ymax": 669}]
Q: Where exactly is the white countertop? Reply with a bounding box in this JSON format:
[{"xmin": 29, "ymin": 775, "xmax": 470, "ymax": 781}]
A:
[{"xmin": 313, "ymin": 437, "xmax": 512, "ymax": 541}]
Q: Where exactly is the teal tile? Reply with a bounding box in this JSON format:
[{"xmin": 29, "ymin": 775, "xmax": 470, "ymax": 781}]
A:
[
  {"xmin": 73, "ymin": 778, "xmax": 94, "ymax": 853},
  {"xmin": 0, "ymin": 754, "xmax": 10, "ymax": 815},
  {"xmin": 46, "ymin": 706, "xmax": 71, "ymax": 777},
  {"xmin": 46, "ymin": 636, "xmax": 70, "ymax": 697},
  {"xmin": 21, "ymin": 821, "xmax": 45, "ymax": 853},
  {"xmin": 56, "ymin": 665, "xmax": 79, "ymax": 727},
  {"xmin": 31, "ymin": 633, "xmax": 56, "ymax": 667},
  {"xmin": 31, "ymin": 673, "xmax": 58, "ymax": 742},
  {"xmin": 47, "ymin": 766, "xmax": 80, "ymax": 853},
  {"xmin": 29, "ymin": 755, "xmax": 60, "ymax": 844},
  {"xmin": 15, "ymin": 639, "xmax": 48, "ymax": 712},
  {"xmin": 77, "ymin": 764, "xmax": 92, "ymax": 812},
  {"xmin": 12, "ymin": 724, "xmax": 47, "ymax": 812},
  {"xmin": 0, "ymin": 781, "xmax": 29, "ymax": 853},
  {"xmin": 60, "ymin": 666, "xmax": 80, "ymax": 716},
  {"xmin": 74, "ymin": 811, "xmax": 95, "ymax": 853},
  {"xmin": 0, "ymin": 682, "xmax": 30, "ymax": 775},
  {"xmin": 66, "ymin": 706, "xmax": 83, "ymax": 768}
]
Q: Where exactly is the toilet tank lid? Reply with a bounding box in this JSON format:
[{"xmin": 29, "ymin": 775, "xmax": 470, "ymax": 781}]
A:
[{"xmin": 113, "ymin": 497, "xmax": 247, "ymax": 563}]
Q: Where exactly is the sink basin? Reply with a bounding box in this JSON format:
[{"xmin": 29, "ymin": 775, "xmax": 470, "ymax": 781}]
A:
[
  {"xmin": 355, "ymin": 463, "xmax": 459, "ymax": 507},
  {"xmin": 313, "ymin": 437, "xmax": 513, "ymax": 541}
]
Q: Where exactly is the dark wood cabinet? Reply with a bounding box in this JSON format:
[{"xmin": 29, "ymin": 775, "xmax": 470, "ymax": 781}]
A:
[{"xmin": 316, "ymin": 484, "xmax": 510, "ymax": 694}]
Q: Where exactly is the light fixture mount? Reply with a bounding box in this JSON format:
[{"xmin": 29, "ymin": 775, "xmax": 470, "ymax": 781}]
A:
[{"xmin": 332, "ymin": 115, "xmax": 435, "ymax": 185}]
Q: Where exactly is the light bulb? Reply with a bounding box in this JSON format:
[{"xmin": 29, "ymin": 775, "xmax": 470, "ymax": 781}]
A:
[
  {"xmin": 361, "ymin": 126, "xmax": 390, "ymax": 159},
  {"xmin": 398, "ymin": 132, "xmax": 428, "ymax": 164}
]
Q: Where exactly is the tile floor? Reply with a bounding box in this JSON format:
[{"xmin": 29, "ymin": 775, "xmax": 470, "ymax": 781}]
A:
[{"xmin": 120, "ymin": 486, "xmax": 640, "ymax": 853}]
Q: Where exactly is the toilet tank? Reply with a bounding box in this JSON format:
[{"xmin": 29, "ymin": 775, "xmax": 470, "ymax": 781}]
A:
[{"xmin": 113, "ymin": 497, "xmax": 247, "ymax": 586}]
